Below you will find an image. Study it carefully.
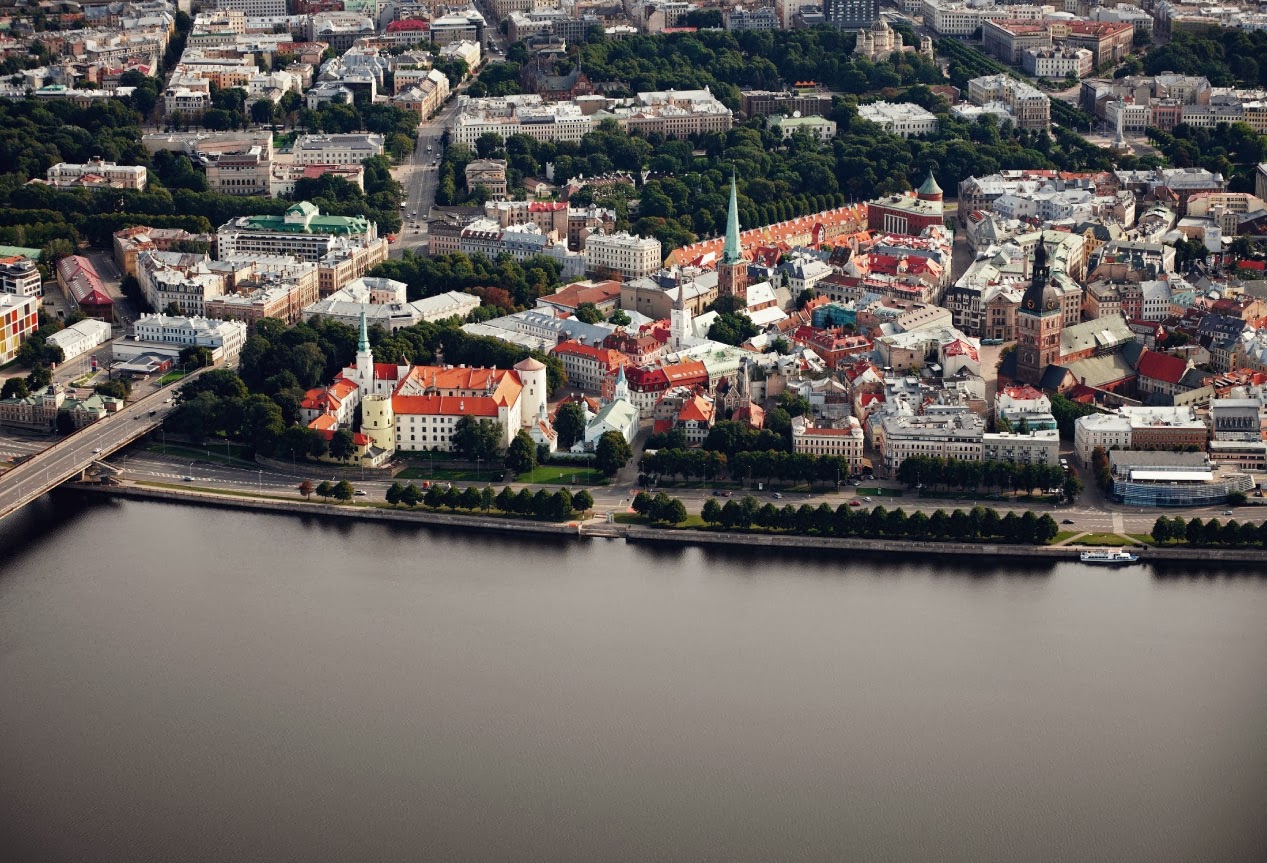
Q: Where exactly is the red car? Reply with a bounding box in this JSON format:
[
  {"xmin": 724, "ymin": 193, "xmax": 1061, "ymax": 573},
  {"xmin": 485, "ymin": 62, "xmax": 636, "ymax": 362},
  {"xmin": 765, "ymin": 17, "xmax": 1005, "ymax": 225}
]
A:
[{"xmin": 848, "ymin": 499, "xmax": 862, "ymax": 507}]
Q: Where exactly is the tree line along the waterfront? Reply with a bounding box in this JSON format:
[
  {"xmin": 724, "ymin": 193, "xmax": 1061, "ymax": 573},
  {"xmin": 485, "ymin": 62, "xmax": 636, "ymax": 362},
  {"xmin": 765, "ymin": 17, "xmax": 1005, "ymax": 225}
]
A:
[
  {"xmin": 1151, "ymin": 515, "xmax": 1267, "ymax": 548},
  {"xmin": 635, "ymin": 492, "xmax": 1062, "ymax": 544}
]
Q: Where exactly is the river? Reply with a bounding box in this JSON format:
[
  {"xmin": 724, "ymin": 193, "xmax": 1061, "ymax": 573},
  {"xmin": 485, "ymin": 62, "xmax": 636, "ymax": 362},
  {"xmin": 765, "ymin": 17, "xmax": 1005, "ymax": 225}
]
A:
[{"xmin": 1, "ymin": 493, "xmax": 1266, "ymax": 863}]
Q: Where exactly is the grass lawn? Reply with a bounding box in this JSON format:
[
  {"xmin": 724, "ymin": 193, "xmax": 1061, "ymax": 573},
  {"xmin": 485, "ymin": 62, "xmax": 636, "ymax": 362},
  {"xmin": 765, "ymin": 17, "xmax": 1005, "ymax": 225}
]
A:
[
  {"xmin": 396, "ymin": 465, "xmax": 495, "ymax": 482},
  {"xmin": 148, "ymin": 441, "xmax": 257, "ymax": 467},
  {"xmin": 1051, "ymin": 530, "xmax": 1080, "ymax": 544},
  {"xmin": 613, "ymin": 512, "xmax": 706, "ymax": 529},
  {"xmin": 856, "ymin": 487, "xmax": 903, "ymax": 497},
  {"xmin": 1077, "ymin": 532, "xmax": 1141, "ymax": 547},
  {"xmin": 517, "ymin": 464, "xmax": 605, "ymax": 485},
  {"xmin": 1127, "ymin": 533, "xmax": 1157, "ymax": 545}
]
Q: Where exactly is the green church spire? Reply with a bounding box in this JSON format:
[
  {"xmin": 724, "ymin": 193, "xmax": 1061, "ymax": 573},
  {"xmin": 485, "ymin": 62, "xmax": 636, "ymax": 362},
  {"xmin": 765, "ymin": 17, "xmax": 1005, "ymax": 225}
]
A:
[
  {"xmin": 357, "ymin": 309, "xmax": 370, "ymax": 353},
  {"xmin": 722, "ymin": 172, "xmax": 741, "ymax": 265}
]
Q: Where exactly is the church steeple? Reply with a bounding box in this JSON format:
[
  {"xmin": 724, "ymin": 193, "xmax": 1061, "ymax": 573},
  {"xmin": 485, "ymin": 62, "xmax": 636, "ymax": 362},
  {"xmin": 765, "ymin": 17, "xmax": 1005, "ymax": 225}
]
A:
[
  {"xmin": 357, "ymin": 308, "xmax": 370, "ymax": 353},
  {"xmin": 722, "ymin": 172, "xmax": 741, "ymax": 265},
  {"xmin": 717, "ymin": 171, "xmax": 749, "ymax": 303}
]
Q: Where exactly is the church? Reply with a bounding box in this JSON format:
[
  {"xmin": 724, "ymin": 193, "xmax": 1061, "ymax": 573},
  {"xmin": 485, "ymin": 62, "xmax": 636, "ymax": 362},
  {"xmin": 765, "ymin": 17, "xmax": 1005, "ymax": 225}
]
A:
[{"xmin": 999, "ymin": 240, "xmax": 1138, "ymax": 395}]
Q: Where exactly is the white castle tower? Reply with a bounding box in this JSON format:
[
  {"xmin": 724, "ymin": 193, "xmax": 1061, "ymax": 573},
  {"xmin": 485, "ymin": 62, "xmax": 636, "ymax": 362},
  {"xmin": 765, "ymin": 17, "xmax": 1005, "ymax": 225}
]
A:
[{"xmin": 514, "ymin": 356, "xmax": 547, "ymax": 426}]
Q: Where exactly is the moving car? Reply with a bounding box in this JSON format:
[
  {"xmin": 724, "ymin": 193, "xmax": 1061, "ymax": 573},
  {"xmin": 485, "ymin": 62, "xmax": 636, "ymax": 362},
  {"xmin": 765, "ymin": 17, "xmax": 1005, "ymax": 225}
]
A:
[
  {"xmin": 1062, "ymin": 519, "xmax": 1075, "ymax": 525},
  {"xmin": 862, "ymin": 496, "xmax": 872, "ymax": 502},
  {"xmin": 182, "ymin": 475, "xmax": 193, "ymax": 482},
  {"xmin": 354, "ymin": 490, "xmax": 368, "ymax": 496}
]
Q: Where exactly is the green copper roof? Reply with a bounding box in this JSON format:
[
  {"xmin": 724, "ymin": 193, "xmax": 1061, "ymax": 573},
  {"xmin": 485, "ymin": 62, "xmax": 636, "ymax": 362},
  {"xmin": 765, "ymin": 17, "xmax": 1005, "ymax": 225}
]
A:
[
  {"xmin": 917, "ymin": 170, "xmax": 942, "ymax": 197},
  {"xmin": 722, "ymin": 173, "xmax": 742, "ymax": 265},
  {"xmin": 357, "ymin": 308, "xmax": 369, "ymax": 353},
  {"xmin": 240, "ymin": 214, "xmax": 370, "ymax": 235}
]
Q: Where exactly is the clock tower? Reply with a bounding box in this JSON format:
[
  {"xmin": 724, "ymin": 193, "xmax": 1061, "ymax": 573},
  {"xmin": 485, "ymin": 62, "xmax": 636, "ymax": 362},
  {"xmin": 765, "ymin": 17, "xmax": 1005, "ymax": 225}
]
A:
[{"xmin": 1015, "ymin": 238, "xmax": 1063, "ymax": 387}]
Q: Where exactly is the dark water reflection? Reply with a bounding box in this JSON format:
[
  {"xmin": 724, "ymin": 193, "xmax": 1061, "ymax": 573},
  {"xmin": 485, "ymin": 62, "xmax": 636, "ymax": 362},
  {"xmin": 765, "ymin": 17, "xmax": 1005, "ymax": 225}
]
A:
[{"xmin": 1, "ymin": 493, "xmax": 1265, "ymax": 863}]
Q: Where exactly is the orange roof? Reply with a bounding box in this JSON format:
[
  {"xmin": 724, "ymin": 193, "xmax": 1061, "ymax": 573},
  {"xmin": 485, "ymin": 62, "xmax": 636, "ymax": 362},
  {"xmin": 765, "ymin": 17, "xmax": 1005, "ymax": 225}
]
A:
[
  {"xmin": 394, "ymin": 365, "xmax": 523, "ymax": 407},
  {"xmin": 678, "ymin": 394, "xmax": 714, "ymax": 423},
  {"xmin": 553, "ymin": 340, "xmax": 628, "ymax": 370},
  {"xmin": 308, "ymin": 413, "xmax": 337, "ymax": 430},
  {"xmin": 392, "ymin": 394, "xmax": 501, "ymax": 417}
]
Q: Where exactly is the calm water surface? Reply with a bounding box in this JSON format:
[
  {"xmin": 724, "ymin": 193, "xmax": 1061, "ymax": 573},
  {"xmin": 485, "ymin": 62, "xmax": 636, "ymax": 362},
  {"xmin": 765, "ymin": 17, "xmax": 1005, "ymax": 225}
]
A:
[{"xmin": 1, "ymin": 493, "xmax": 1266, "ymax": 863}]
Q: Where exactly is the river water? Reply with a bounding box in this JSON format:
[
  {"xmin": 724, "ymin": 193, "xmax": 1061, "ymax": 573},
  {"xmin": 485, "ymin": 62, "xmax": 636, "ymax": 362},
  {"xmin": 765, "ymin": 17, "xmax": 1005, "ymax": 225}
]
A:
[{"xmin": 1, "ymin": 493, "xmax": 1266, "ymax": 863}]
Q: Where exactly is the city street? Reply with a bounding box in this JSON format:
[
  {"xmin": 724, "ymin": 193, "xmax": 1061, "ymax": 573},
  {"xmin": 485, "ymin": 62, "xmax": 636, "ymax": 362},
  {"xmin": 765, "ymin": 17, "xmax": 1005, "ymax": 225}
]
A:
[
  {"xmin": 391, "ymin": 91, "xmax": 465, "ymax": 257},
  {"xmin": 94, "ymin": 447, "xmax": 1265, "ymax": 539}
]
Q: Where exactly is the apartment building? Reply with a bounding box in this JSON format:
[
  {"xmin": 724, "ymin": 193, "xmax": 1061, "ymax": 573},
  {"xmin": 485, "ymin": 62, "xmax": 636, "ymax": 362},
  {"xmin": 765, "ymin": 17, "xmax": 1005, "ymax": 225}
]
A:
[
  {"xmin": 0, "ymin": 293, "xmax": 39, "ymax": 364},
  {"xmin": 0, "ymin": 257, "xmax": 42, "ymax": 297},
  {"xmin": 583, "ymin": 232, "xmax": 663, "ymax": 280},
  {"xmin": 967, "ymin": 74, "xmax": 1051, "ymax": 130},
  {"xmin": 791, "ymin": 416, "xmax": 865, "ymax": 470}
]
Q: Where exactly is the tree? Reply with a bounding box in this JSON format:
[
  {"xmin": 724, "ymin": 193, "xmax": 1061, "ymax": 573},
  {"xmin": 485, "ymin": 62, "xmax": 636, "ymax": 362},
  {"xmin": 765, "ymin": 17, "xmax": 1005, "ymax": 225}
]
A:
[
  {"xmin": 386, "ymin": 480, "xmax": 404, "ymax": 506},
  {"xmin": 1062, "ymin": 472, "xmax": 1083, "ymax": 504},
  {"xmin": 316, "ymin": 480, "xmax": 333, "ymax": 499},
  {"xmin": 179, "ymin": 345, "xmax": 213, "ymax": 369},
  {"xmin": 554, "ymin": 401, "xmax": 588, "ymax": 449},
  {"xmin": 608, "ymin": 309, "xmax": 631, "ymax": 326},
  {"xmin": 453, "ymin": 416, "xmax": 504, "ymax": 461},
  {"xmin": 459, "ymin": 486, "xmax": 482, "ymax": 510},
  {"xmin": 401, "ymin": 483, "xmax": 423, "ymax": 507},
  {"xmin": 575, "ymin": 302, "xmax": 604, "ymax": 324},
  {"xmin": 332, "ymin": 480, "xmax": 354, "ymax": 502},
  {"xmin": 1152, "ymin": 515, "xmax": 1173, "ymax": 544},
  {"xmin": 298, "ymin": 479, "xmax": 314, "ymax": 499},
  {"xmin": 1, "ymin": 377, "xmax": 29, "ymax": 400},
  {"xmin": 250, "ymin": 98, "xmax": 276, "ymax": 126},
  {"xmin": 702, "ymin": 497, "xmax": 722, "ymax": 524},
  {"xmin": 573, "ymin": 489, "xmax": 594, "ymax": 513},
  {"xmin": 506, "ymin": 429, "xmax": 537, "ymax": 474},
  {"xmin": 595, "ymin": 430, "xmax": 632, "ymax": 477},
  {"xmin": 329, "ymin": 428, "xmax": 356, "ymax": 461}
]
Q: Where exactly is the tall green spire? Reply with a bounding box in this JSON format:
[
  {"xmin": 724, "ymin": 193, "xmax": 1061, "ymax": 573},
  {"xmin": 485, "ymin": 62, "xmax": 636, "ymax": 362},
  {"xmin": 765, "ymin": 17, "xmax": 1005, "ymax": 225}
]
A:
[
  {"xmin": 722, "ymin": 172, "xmax": 741, "ymax": 265},
  {"xmin": 357, "ymin": 309, "xmax": 369, "ymax": 353}
]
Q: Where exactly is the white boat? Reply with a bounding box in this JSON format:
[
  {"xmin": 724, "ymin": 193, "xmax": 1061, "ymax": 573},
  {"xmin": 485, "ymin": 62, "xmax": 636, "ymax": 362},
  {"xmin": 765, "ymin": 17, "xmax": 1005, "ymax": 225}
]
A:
[{"xmin": 1080, "ymin": 549, "xmax": 1140, "ymax": 564}]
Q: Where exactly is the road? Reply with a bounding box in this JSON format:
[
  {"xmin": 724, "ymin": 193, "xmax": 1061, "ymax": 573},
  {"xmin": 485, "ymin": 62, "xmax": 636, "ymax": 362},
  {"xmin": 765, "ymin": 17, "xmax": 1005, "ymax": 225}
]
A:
[
  {"xmin": 0, "ymin": 379, "xmax": 189, "ymax": 522},
  {"xmin": 97, "ymin": 448, "xmax": 1261, "ymax": 539},
  {"xmin": 392, "ymin": 94, "xmax": 466, "ymax": 257}
]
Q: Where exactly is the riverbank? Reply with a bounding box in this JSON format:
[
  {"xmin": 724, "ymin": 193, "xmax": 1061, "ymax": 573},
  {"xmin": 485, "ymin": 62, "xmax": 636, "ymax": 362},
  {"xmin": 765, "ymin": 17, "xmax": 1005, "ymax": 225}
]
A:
[{"xmin": 72, "ymin": 482, "xmax": 1267, "ymax": 565}]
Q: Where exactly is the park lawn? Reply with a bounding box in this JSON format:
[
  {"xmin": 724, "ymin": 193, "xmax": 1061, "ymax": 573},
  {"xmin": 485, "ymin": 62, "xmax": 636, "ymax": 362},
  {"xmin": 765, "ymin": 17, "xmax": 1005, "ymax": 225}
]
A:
[
  {"xmin": 148, "ymin": 441, "xmax": 256, "ymax": 466},
  {"xmin": 1127, "ymin": 533, "xmax": 1157, "ymax": 545},
  {"xmin": 158, "ymin": 370, "xmax": 189, "ymax": 386},
  {"xmin": 518, "ymin": 464, "xmax": 605, "ymax": 485},
  {"xmin": 1078, "ymin": 532, "xmax": 1141, "ymax": 547},
  {"xmin": 613, "ymin": 512, "xmax": 705, "ymax": 529},
  {"xmin": 1051, "ymin": 530, "xmax": 1080, "ymax": 544},
  {"xmin": 396, "ymin": 465, "xmax": 491, "ymax": 482},
  {"xmin": 856, "ymin": 487, "xmax": 903, "ymax": 497}
]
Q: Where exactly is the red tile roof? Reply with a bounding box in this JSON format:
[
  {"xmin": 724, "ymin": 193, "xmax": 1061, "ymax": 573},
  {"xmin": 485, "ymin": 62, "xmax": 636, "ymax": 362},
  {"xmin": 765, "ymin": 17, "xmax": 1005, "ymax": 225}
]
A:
[
  {"xmin": 1135, "ymin": 349, "xmax": 1189, "ymax": 385},
  {"xmin": 392, "ymin": 394, "xmax": 501, "ymax": 417}
]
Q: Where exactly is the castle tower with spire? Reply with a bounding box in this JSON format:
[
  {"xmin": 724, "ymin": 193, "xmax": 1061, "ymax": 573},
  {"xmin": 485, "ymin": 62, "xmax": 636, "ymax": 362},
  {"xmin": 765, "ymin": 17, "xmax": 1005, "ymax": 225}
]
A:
[
  {"xmin": 355, "ymin": 309, "xmax": 374, "ymax": 392},
  {"xmin": 717, "ymin": 173, "xmax": 749, "ymax": 305}
]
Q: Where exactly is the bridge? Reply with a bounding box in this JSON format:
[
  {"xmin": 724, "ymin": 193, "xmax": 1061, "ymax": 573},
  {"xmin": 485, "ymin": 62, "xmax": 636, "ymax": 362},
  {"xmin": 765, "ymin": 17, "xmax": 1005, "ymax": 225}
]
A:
[{"xmin": 0, "ymin": 375, "xmax": 195, "ymax": 523}]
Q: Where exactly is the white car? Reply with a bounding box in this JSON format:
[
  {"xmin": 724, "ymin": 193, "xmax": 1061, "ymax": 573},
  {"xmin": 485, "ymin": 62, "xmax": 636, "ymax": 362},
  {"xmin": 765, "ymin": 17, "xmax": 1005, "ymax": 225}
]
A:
[{"xmin": 92, "ymin": 447, "xmax": 102, "ymax": 454}]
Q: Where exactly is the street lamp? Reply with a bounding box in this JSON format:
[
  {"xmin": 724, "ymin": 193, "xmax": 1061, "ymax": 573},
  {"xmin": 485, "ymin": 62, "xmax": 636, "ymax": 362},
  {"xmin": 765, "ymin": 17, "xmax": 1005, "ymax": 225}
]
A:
[
  {"xmin": 258, "ymin": 469, "xmax": 262, "ymax": 493},
  {"xmin": 476, "ymin": 457, "xmax": 482, "ymax": 479}
]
